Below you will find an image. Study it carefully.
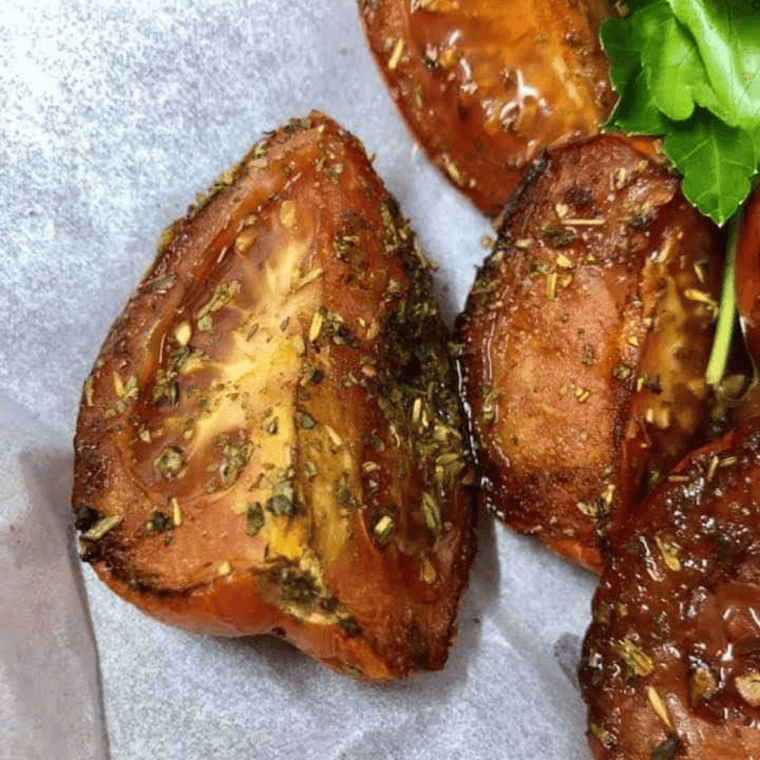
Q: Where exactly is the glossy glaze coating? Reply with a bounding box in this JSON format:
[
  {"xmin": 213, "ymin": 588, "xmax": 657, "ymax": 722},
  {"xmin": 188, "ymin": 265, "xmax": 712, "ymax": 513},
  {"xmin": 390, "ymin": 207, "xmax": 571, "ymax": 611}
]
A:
[
  {"xmin": 457, "ymin": 136, "xmax": 723, "ymax": 572},
  {"xmin": 72, "ymin": 112, "xmax": 477, "ymax": 681},
  {"xmin": 358, "ymin": 0, "xmax": 616, "ymax": 215},
  {"xmin": 580, "ymin": 423, "xmax": 760, "ymax": 758}
]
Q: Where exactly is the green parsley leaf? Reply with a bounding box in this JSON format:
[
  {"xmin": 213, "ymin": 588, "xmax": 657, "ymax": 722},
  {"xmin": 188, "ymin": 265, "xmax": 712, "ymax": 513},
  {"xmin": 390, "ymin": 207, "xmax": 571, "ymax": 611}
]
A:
[
  {"xmin": 603, "ymin": 5, "xmax": 671, "ymax": 134},
  {"xmin": 600, "ymin": 0, "xmax": 760, "ymax": 225},
  {"xmin": 606, "ymin": 66, "xmax": 670, "ymax": 136},
  {"xmin": 664, "ymin": 112, "xmax": 756, "ymax": 225},
  {"xmin": 641, "ymin": 8, "xmax": 726, "ymax": 123},
  {"xmin": 667, "ymin": 0, "xmax": 760, "ymax": 133}
]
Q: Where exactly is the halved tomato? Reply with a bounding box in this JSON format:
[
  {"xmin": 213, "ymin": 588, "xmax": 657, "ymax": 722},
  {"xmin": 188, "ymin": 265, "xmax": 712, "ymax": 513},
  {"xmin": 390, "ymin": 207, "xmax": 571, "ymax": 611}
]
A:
[
  {"xmin": 456, "ymin": 135, "xmax": 723, "ymax": 572},
  {"xmin": 359, "ymin": 0, "xmax": 617, "ymax": 215},
  {"xmin": 72, "ymin": 112, "xmax": 477, "ymax": 681}
]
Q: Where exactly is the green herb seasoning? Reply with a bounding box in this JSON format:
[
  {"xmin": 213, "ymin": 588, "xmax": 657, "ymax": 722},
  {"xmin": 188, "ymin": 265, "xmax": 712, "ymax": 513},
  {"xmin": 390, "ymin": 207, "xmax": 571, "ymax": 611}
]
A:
[
  {"xmin": 148, "ymin": 273, "xmax": 176, "ymax": 292},
  {"xmin": 651, "ymin": 734, "xmax": 682, "ymax": 760},
  {"xmin": 273, "ymin": 565, "xmax": 319, "ymax": 605},
  {"xmin": 267, "ymin": 479, "xmax": 298, "ymax": 518},
  {"xmin": 339, "ymin": 617, "xmax": 362, "ymax": 637},
  {"xmin": 145, "ymin": 510, "xmax": 171, "ymax": 534},
  {"xmin": 611, "ymin": 637, "xmax": 654, "ymax": 677},
  {"xmin": 543, "ymin": 226, "xmax": 576, "ymax": 248},
  {"xmin": 196, "ymin": 281, "xmax": 240, "ymax": 331},
  {"xmin": 335, "ymin": 472, "xmax": 359, "ymax": 508},
  {"xmin": 421, "ymin": 491, "xmax": 442, "ymax": 539},
  {"xmin": 82, "ymin": 513, "xmax": 123, "ymax": 541},
  {"xmin": 216, "ymin": 433, "xmax": 253, "ymax": 487},
  {"xmin": 153, "ymin": 445, "xmax": 185, "ymax": 478},
  {"xmin": 245, "ymin": 502, "xmax": 265, "ymax": 536}
]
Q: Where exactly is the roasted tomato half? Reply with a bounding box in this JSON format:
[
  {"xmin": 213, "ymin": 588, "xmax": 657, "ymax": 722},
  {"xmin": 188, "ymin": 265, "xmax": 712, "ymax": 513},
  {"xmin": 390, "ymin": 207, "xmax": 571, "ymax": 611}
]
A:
[
  {"xmin": 358, "ymin": 0, "xmax": 617, "ymax": 215},
  {"xmin": 456, "ymin": 135, "xmax": 723, "ymax": 572},
  {"xmin": 72, "ymin": 112, "xmax": 477, "ymax": 681},
  {"xmin": 580, "ymin": 422, "xmax": 760, "ymax": 759}
]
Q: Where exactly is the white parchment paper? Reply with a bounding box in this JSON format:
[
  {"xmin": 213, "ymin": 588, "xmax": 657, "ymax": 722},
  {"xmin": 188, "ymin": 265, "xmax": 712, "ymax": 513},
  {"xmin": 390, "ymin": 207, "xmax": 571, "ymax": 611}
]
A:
[{"xmin": 0, "ymin": 1, "xmax": 599, "ymax": 757}]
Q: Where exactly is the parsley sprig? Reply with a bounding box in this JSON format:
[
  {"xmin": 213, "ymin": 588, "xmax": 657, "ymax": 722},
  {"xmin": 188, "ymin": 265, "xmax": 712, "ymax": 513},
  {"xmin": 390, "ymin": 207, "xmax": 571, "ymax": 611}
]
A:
[
  {"xmin": 704, "ymin": 209, "xmax": 741, "ymax": 386},
  {"xmin": 602, "ymin": 0, "xmax": 760, "ymax": 226},
  {"xmin": 602, "ymin": 0, "xmax": 760, "ymax": 384}
]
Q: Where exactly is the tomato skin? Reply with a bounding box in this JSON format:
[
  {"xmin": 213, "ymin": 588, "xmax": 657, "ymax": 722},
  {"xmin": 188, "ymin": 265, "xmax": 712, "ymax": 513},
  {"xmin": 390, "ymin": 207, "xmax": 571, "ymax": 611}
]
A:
[
  {"xmin": 72, "ymin": 112, "xmax": 477, "ymax": 681},
  {"xmin": 359, "ymin": 0, "xmax": 617, "ymax": 216},
  {"xmin": 581, "ymin": 422, "xmax": 760, "ymax": 759},
  {"xmin": 457, "ymin": 135, "xmax": 723, "ymax": 573}
]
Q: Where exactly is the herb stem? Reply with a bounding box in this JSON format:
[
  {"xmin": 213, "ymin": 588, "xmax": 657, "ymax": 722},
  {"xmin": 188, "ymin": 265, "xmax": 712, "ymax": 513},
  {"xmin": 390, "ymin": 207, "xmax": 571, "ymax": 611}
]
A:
[{"xmin": 705, "ymin": 210, "xmax": 743, "ymax": 387}]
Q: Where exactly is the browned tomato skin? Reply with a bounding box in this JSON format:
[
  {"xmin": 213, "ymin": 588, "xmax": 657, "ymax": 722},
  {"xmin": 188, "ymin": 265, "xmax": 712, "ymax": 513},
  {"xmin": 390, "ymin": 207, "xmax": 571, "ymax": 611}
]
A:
[
  {"xmin": 736, "ymin": 186, "xmax": 760, "ymax": 364},
  {"xmin": 456, "ymin": 136, "xmax": 723, "ymax": 573},
  {"xmin": 358, "ymin": 0, "xmax": 617, "ymax": 215},
  {"xmin": 580, "ymin": 425, "xmax": 760, "ymax": 759},
  {"xmin": 72, "ymin": 112, "xmax": 477, "ymax": 681}
]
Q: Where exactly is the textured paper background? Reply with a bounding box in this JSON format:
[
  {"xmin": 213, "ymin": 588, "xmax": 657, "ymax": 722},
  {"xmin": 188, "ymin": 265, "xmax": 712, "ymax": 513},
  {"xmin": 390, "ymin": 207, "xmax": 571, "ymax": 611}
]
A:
[{"xmin": 0, "ymin": 1, "xmax": 598, "ymax": 757}]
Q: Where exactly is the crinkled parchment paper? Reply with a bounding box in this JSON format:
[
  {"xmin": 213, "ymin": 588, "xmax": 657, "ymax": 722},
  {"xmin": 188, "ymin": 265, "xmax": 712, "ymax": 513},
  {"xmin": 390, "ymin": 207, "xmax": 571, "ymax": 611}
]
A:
[{"xmin": 0, "ymin": 1, "xmax": 598, "ymax": 757}]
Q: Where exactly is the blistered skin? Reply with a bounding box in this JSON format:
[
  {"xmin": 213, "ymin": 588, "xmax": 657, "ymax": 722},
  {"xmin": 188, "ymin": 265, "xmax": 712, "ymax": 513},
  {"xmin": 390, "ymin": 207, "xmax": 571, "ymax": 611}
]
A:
[
  {"xmin": 580, "ymin": 424, "xmax": 760, "ymax": 759},
  {"xmin": 736, "ymin": 186, "xmax": 760, "ymax": 364},
  {"xmin": 358, "ymin": 0, "xmax": 616, "ymax": 216},
  {"xmin": 456, "ymin": 136, "xmax": 723, "ymax": 572},
  {"xmin": 72, "ymin": 113, "xmax": 477, "ymax": 681}
]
